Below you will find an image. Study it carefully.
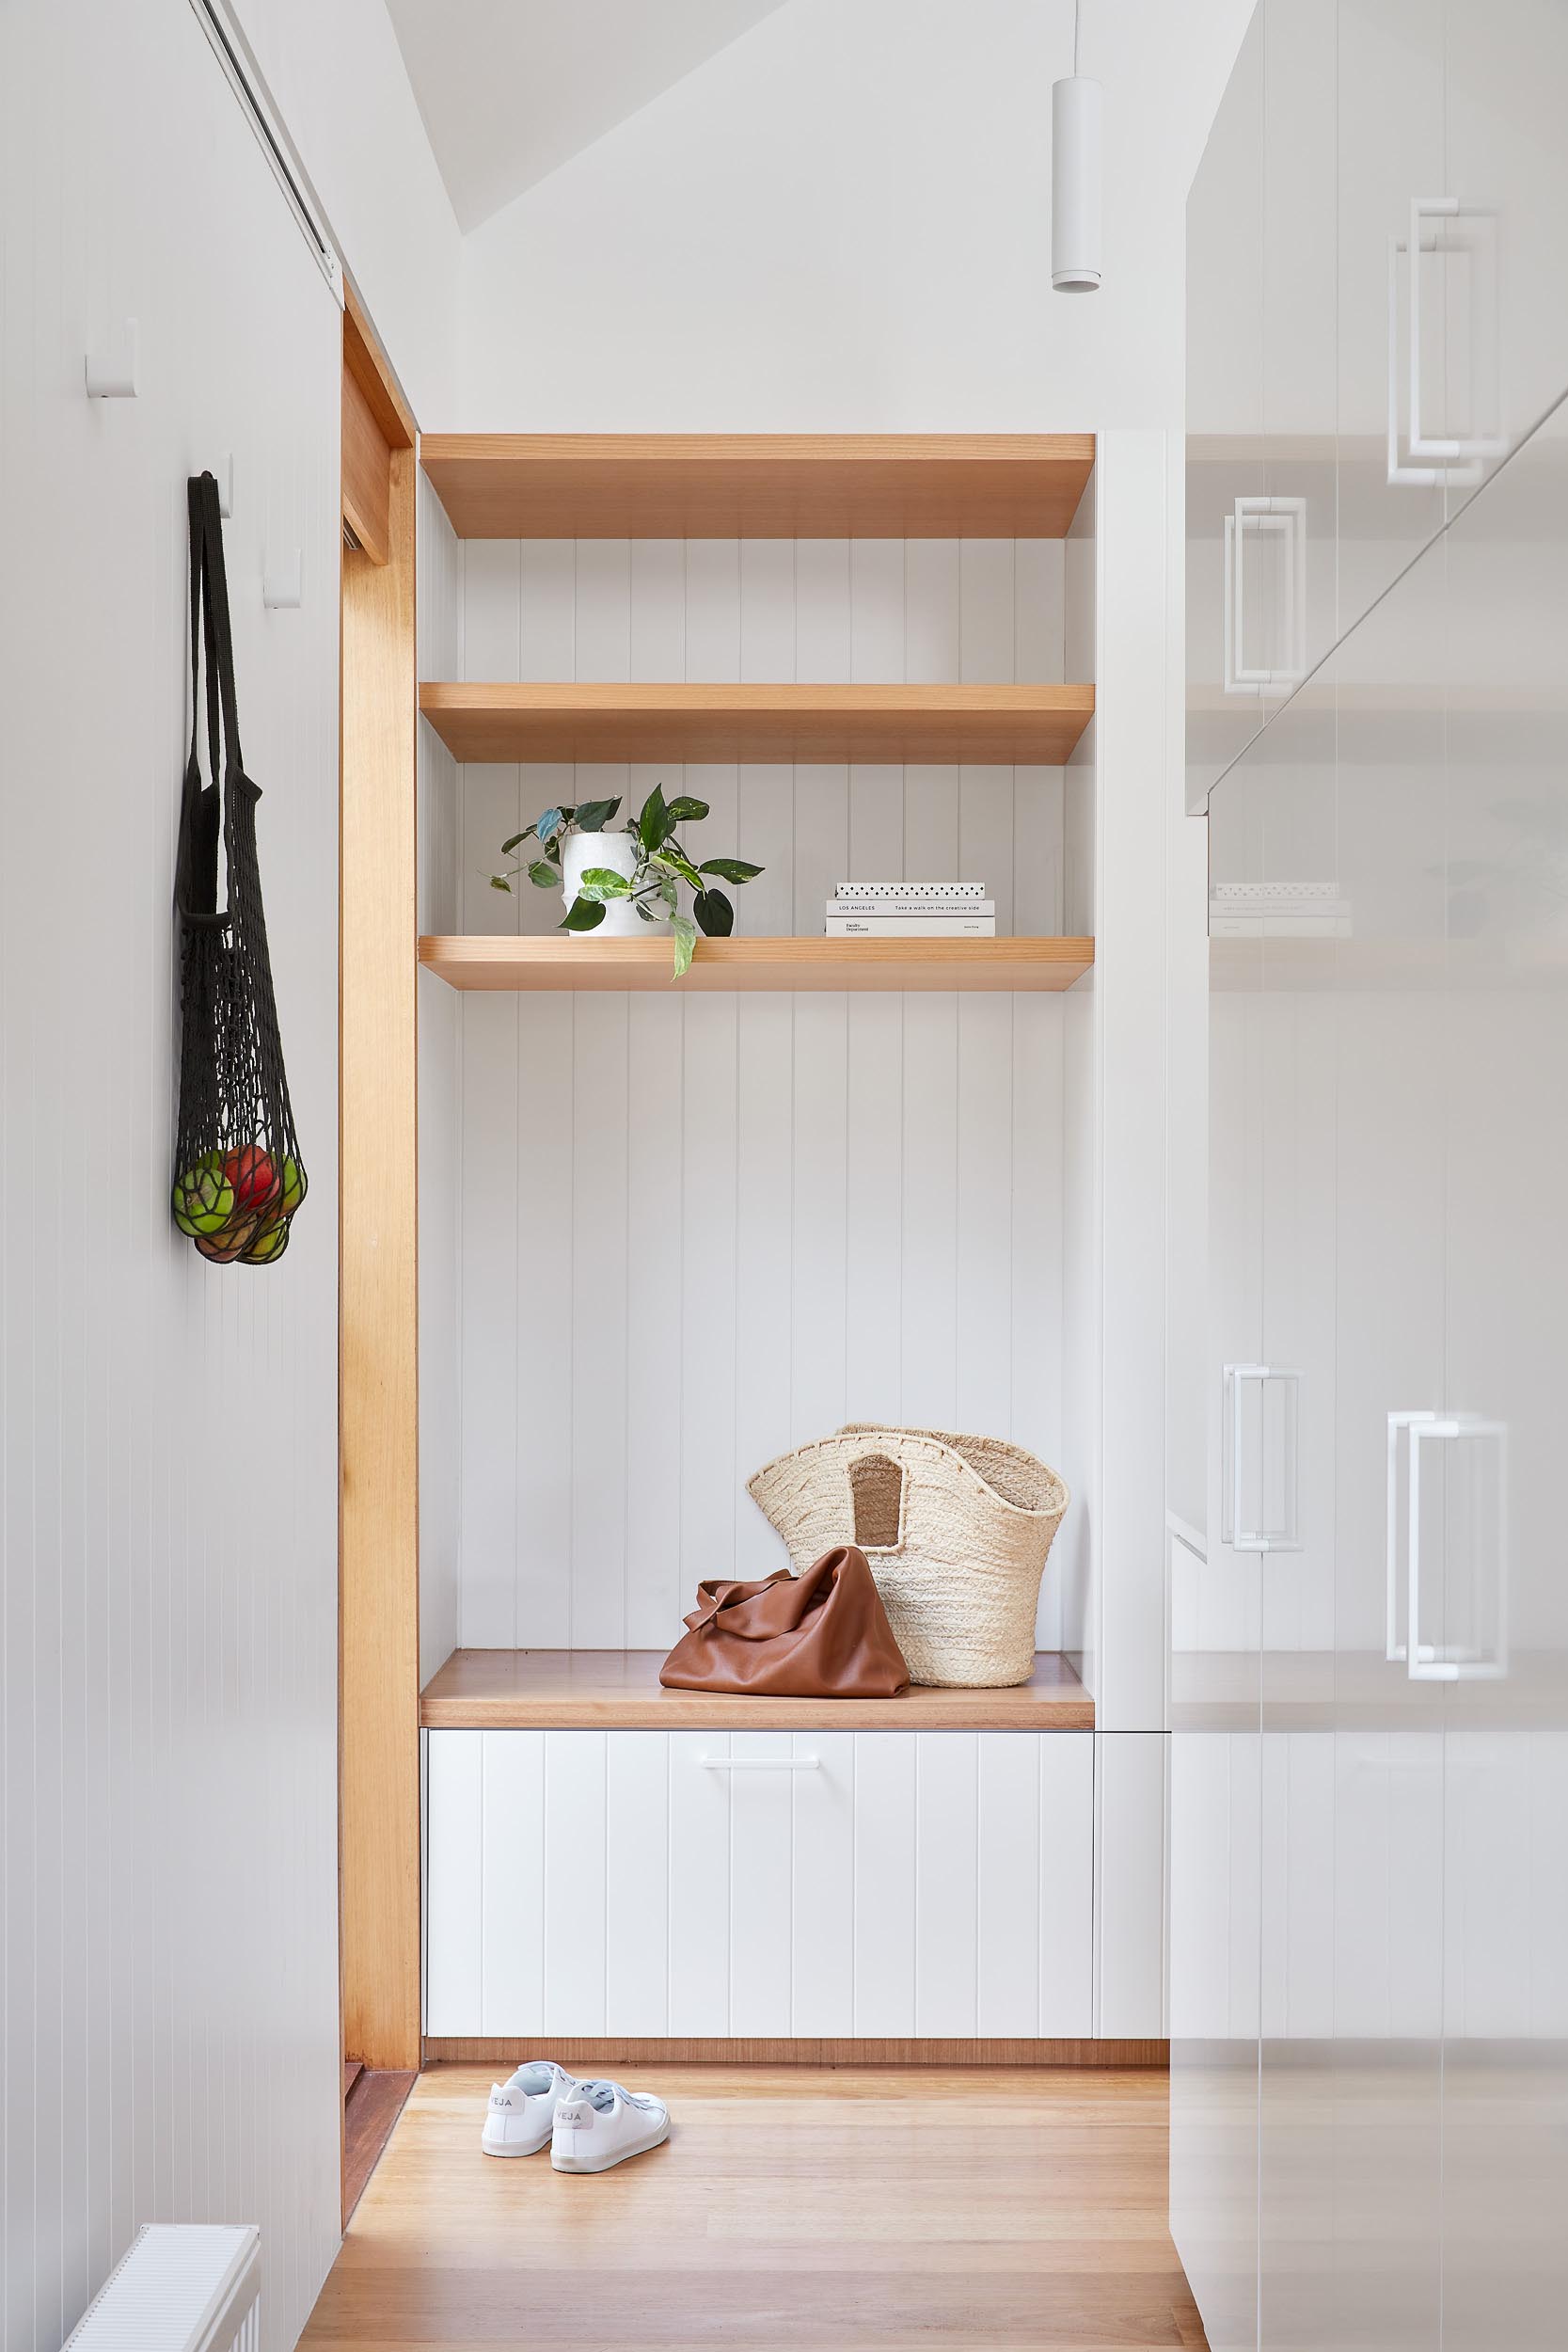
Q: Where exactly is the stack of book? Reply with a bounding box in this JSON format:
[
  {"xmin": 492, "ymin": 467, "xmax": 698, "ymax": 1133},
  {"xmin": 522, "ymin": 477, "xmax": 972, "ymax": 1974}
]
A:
[{"xmin": 826, "ymin": 883, "xmax": 995, "ymax": 938}]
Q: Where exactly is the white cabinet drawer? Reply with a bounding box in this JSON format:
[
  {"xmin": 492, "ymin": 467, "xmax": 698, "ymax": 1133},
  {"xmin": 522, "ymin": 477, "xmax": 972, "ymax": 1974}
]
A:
[{"xmin": 425, "ymin": 1729, "xmax": 1094, "ymax": 2040}]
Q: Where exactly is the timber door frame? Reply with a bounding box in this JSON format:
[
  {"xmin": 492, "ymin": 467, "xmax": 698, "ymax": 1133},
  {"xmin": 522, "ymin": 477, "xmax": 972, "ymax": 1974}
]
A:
[{"xmin": 340, "ymin": 283, "xmax": 421, "ymax": 2085}]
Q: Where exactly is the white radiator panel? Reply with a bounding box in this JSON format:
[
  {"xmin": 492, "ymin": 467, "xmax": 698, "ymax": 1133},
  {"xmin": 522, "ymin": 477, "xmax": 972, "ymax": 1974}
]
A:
[
  {"xmin": 63, "ymin": 2224, "xmax": 260, "ymax": 2352},
  {"xmin": 427, "ymin": 1728, "xmax": 1095, "ymax": 2040}
]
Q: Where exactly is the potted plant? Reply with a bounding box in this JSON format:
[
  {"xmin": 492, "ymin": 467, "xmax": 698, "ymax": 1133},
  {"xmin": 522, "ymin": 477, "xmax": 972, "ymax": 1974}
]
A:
[{"xmin": 491, "ymin": 785, "xmax": 763, "ymax": 977}]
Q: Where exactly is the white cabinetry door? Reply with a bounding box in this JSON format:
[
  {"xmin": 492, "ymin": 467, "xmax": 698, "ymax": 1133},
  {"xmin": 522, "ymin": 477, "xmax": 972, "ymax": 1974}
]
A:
[
  {"xmin": 1442, "ymin": 1, "xmax": 1568, "ymax": 515},
  {"xmin": 1261, "ymin": 0, "xmax": 1339, "ymax": 689},
  {"xmin": 1434, "ymin": 405, "xmax": 1568, "ymax": 2352},
  {"xmin": 1336, "ymin": 0, "xmax": 1568, "ymax": 652},
  {"xmin": 1187, "ymin": 8, "xmax": 1268, "ymax": 807},
  {"xmin": 1324, "ymin": 502, "xmax": 1450, "ymax": 2352},
  {"xmin": 1169, "ymin": 1722, "xmax": 1261, "ymax": 2352},
  {"xmin": 425, "ymin": 1730, "xmax": 1094, "ymax": 2041},
  {"xmin": 1169, "ymin": 757, "xmax": 1266, "ymax": 2351},
  {"xmin": 1249, "ymin": 680, "xmax": 1339, "ymax": 2352},
  {"xmin": 1336, "ymin": 0, "xmax": 1448, "ymax": 635}
]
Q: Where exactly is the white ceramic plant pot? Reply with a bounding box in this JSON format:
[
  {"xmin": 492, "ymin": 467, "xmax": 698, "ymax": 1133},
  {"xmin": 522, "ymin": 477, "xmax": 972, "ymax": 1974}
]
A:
[{"xmin": 559, "ymin": 830, "xmax": 665, "ymax": 939}]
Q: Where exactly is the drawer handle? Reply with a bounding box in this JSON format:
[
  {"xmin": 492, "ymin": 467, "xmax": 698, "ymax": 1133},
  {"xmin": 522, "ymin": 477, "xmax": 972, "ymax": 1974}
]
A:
[{"xmin": 693, "ymin": 1755, "xmax": 820, "ymax": 1771}]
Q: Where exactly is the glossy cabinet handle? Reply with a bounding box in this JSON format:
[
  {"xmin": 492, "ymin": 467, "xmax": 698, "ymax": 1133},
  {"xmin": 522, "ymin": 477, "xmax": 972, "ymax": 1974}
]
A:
[
  {"xmin": 1405, "ymin": 1416, "xmax": 1510, "ymax": 1683},
  {"xmin": 1222, "ymin": 1363, "xmax": 1302, "ymax": 1553},
  {"xmin": 1223, "ymin": 497, "xmax": 1307, "ymax": 697},
  {"xmin": 1387, "ymin": 197, "xmax": 1504, "ymax": 486},
  {"xmin": 693, "ymin": 1756, "xmax": 820, "ymax": 1772},
  {"xmin": 1386, "ymin": 1409, "xmax": 1438, "ymax": 1663}
]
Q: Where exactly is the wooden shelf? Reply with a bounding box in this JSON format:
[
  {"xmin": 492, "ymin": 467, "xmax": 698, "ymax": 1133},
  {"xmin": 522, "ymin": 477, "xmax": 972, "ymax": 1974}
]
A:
[
  {"xmin": 418, "ymin": 680, "xmax": 1095, "ymax": 767},
  {"xmin": 420, "ymin": 1647, "xmax": 1094, "ymax": 1731},
  {"xmin": 419, "ymin": 935, "xmax": 1094, "ymax": 993},
  {"xmin": 420, "ymin": 433, "xmax": 1096, "ymax": 540}
]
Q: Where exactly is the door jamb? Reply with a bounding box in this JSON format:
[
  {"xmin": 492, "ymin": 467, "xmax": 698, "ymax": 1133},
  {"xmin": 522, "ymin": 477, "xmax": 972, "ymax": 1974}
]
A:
[{"xmin": 339, "ymin": 286, "xmax": 421, "ymax": 2120}]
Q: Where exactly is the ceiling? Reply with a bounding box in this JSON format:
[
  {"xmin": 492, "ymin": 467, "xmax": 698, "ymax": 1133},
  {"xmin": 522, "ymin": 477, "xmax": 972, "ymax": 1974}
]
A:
[{"xmin": 385, "ymin": 0, "xmax": 790, "ymax": 230}]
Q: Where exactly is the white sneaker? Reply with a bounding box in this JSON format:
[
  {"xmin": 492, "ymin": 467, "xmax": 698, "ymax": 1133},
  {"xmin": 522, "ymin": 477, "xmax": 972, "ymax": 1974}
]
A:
[
  {"xmin": 481, "ymin": 2058, "xmax": 579, "ymax": 2157},
  {"xmin": 550, "ymin": 2077, "xmax": 670, "ymax": 2173}
]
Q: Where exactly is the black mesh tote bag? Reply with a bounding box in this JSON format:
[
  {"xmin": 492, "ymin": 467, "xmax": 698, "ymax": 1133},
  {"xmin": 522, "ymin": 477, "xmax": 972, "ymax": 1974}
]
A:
[{"xmin": 171, "ymin": 471, "xmax": 307, "ymax": 1265}]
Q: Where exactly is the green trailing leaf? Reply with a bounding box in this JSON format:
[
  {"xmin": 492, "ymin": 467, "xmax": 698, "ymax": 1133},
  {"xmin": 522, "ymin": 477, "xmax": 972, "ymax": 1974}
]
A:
[
  {"xmin": 650, "ymin": 847, "xmax": 705, "ymax": 894},
  {"xmin": 500, "ymin": 793, "xmax": 765, "ymax": 973},
  {"xmin": 693, "ymin": 886, "xmax": 735, "ymax": 936},
  {"xmin": 561, "ymin": 896, "xmax": 607, "ymax": 931},
  {"xmin": 669, "ymin": 914, "xmax": 698, "ymax": 979},
  {"xmin": 639, "ymin": 782, "xmax": 671, "ymax": 852}
]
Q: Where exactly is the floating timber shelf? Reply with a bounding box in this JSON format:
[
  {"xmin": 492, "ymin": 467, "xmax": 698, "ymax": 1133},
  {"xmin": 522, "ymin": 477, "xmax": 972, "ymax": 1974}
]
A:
[
  {"xmin": 420, "ymin": 433, "xmax": 1097, "ymax": 540},
  {"xmin": 418, "ymin": 680, "xmax": 1095, "ymax": 766},
  {"xmin": 418, "ymin": 936, "xmax": 1095, "ymax": 993},
  {"xmin": 420, "ymin": 1647, "xmax": 1095, "ymax": 1731}
]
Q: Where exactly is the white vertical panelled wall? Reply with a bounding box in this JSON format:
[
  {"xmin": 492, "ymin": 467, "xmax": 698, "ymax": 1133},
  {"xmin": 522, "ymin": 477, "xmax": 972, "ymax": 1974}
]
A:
[
  {"xmin": 447, "ymin": 531, "xmax": 1072, "ymax": 1649},
  {"xmin": 1, "ymin": 5, "xmax": 341, "ymax": 2347}
]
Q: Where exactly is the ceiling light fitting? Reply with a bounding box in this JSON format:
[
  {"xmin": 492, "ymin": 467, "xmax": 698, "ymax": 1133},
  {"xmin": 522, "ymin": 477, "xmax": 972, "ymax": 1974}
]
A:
[{"xmin": 1052, "ymin": 1, "xmax": 1102, "ymax": 293}]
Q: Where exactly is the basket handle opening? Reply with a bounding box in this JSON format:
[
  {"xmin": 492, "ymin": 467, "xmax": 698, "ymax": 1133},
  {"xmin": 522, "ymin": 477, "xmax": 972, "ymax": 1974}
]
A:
[{"xmin": 848, "ymin": 1452, "xmax": 905, "ymax": 1551}]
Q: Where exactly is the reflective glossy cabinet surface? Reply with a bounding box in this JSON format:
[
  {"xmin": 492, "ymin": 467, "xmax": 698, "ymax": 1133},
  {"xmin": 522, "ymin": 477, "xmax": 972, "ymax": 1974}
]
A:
[
  {"xmin": 1187, "ymin": 0, "xmax": 1568, "ymax": 812},
  {"xmin": 1178, "ymin": 68, "xmax": 1568, "ymax": 2329},
  {"xmin": 1187, "ymin": 8, "xmax": 1267, "ymax": 809},
  {"xmin": 1430, "ymin": 406, "xmax": 1568, "ymax": 2352}
]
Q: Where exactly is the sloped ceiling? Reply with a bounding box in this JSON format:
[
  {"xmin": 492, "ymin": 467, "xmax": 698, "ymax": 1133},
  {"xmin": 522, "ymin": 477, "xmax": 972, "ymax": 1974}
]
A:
[{"xmin": 385, "ymin": 0, "xmax": 789, "ymax": 230}]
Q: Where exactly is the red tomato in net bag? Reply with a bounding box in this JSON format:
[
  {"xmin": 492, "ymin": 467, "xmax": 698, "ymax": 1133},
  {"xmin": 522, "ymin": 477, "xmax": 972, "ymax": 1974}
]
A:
[{"xmin": 222, "ymin": 1144, "xmax": 280, "ymax": 1214}]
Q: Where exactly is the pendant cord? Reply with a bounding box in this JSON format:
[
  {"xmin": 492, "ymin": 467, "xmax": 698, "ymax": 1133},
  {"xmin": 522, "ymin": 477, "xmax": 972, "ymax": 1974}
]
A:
[{"xmin": 1073, "ymin": 0, "xmax": 1081, "ymax": 74}]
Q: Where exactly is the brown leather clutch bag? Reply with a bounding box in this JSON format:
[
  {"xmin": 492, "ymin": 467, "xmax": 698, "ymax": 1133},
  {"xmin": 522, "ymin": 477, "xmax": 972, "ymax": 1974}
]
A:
[{"xmin": 659, "ymin": 1545, "xmax": 911, "ymax": 1698}]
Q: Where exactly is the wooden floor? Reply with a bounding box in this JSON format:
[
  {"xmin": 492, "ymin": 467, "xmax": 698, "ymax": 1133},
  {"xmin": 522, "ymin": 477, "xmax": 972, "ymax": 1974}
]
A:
[
  {"xmin": 342, "ymin": 2066, "xmax": 417, "ymax": 2226},
  {"xmin": 301, "ymin": 2063, "xmax": 1208, "ymax": 2351}
]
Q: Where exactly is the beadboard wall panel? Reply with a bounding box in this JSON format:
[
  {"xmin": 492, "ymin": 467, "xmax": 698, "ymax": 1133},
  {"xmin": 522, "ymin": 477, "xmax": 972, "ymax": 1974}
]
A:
[
  {"xmin": 450, "ymin": 534, "xmax": 1068, "ymax": 939},
  {"xmin": 443, "ymin": 536, "xmax": 1074, "ymax": 1650},
  {"xmin": 1, "ymin": 5, "xmax": 341, "ymax": 2346}
]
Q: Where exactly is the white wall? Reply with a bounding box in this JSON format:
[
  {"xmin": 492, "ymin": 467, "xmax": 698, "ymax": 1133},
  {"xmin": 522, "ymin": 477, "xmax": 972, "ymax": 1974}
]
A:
[
  {"xmin": 230, "ymin": 0, "xmax": 461, "ymax": 422},
  {"xmin": 1, "ymin": 6, "xmax": 341, "ymax": 2345},
  {"xmin": 456, "ymin": 0, "xmax": 1256, "ymax": 431}
]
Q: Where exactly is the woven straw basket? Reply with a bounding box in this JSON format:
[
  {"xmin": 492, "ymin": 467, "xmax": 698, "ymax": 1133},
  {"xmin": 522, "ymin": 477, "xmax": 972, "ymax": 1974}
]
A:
[{"xmin": 747, "ymin": 1425, "xmax": 1069, "ymax": 1688}]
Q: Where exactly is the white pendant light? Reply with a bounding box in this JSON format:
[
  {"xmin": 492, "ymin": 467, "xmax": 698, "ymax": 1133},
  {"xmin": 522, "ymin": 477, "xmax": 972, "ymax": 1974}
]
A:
[{"xmin": 1052, "ymin": 1, "xmax": 1102, "ymax": 292}]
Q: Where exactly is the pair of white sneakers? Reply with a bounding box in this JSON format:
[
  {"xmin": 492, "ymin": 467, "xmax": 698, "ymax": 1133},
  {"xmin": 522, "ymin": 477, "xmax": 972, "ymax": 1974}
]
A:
[{"xmin": 481, "ymin": 2059, "xmax": 670, "ymax": 2174}]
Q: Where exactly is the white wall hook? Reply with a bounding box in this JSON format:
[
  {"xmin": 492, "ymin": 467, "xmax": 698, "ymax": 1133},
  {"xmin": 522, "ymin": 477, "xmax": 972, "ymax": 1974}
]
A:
[
  {"xmin": 214, "ymin": 454, "xmax": 234, "ymax": 517},
  {"xmin": 262, "ymin": 548, "xmax": 302, "ymax": 609},
  {"xmin": 85, "ymin": 317, "xmax": 138, "ymax": 399}
]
